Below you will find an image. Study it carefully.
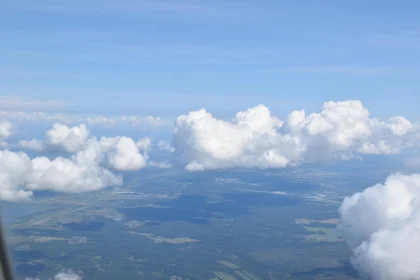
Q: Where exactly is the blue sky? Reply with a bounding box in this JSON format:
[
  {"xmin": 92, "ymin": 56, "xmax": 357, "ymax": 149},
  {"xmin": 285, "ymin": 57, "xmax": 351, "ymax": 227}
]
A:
[{"xmin": 1, "ymin": 0, "xmax": 420, "ymax": 119}]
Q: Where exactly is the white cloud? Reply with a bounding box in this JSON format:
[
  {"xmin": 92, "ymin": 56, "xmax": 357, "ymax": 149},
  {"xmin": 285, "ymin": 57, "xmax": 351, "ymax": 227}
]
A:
[
  {"xmin": 0, "ymin": 96, "xmax": 65, "ymax": 111},
  {"xmin": 149, "ymin": 160, "xmax": 172, "ymax": 168},
  {"xmin": 158, "ymin": 140, "xmax": 175, "ymax": 152},
  {"xmin": 0, "ymin": 110, "xmax": 168, "ymax": 128},
  {"xmin": 0, "ymin": 120, "xmax": 12, "ymax": 139},
  {"xmin": 25, "ymin": 269, "xmax": 82, "ymax": 280},
  {"xmin": 102, "ymin": 136, "xmax": 148, "ymax": 171},
  {"xmin": 86, "ymin": 115, "xmax": 166, "ymax": 127},
  {"xmin": 27, "ymin": 155, "xmax": 122, "ymax": 193},
  {"xmin": 0, "ymin": 126, "xmax": 153, "ymax": 200},
  {"xmin": 358, "ymin": 140, "xmax": 399, "ymax": 155},
  {"xmin": 0, "ymin": 150, "xmax": 33, "ymax": 201},
  {"xmin": 339, "ymin": 173, "xmax": 420, "ymax": 280},
  {"xmin": 136, "ymin": 137, "xmax": 152, "ymax": 152},
  {"xmin": 0, "ymin": 146, "xmax": 122, "ymax": 200},
  {"xmin": 0, "ymin": 119, "xmax": 155, "ymax": 201},
  {"xmin": 0, "ymin": 111, "xmax": 71, "ymax": 123},
  {"xmin": 289, "ymin": 100, "xmax": 371, "ymax": 150},
  {"xmin": 17, "ymin": 139, "xmax": 44, "ymax": 152},
  {"xmin": 387, "ymin": 116, "xmax": 414, "ymax": 136},
  {"xmin": 174, "ymin": 100, "xmax": 419, "ymax": 170},
  {"xmin": 45, "ymin": 123, "xmax": 89, "ymax": 153},
  {"xmin": 174, "ymin": 105, "xmax": 303, "ymax": 170},
  {"xmin": 54, "ymin": 270, "xmax": 82, "ymax": 280}
]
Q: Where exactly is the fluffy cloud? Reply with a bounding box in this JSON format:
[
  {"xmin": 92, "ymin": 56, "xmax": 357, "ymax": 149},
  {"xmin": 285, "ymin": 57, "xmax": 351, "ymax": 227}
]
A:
[
  {"xmin": 27, "ymin": 156, "xmax": 122, "ymax": 193},
  {"xmin": 101, "ymin": 136, "xmax": 149, "ymax": 171},
  {"xmin": 174, "ymin": 100, "xmax": 419, "ymax": 170},
  {"xmin": 174, "ymin": 105, "xmax": 302, "ymax": 171},
  {"xmin": 17, "ymin": 122, "xmax": 152, "ymax": 170},
  {"xmin": 0, "ymin": 125, "xmax": 153, "ymax": 200},
  {"xmin": 339, "ymin": 173, "xmax": 420, "ymax": 280},
  {"xmin": 45, "ymin": 123, "xmax": 89, "ymax": 153},
  {"xmin": 0, "ymin": 147, "xmax": 122, "ymax": 200},
  {"xmin": 0, "ymin": 120, "xmax": 12, "ymax": 139},
  {"xmin": 0, "ymin": 150, "xmax": 33, "ymax": 201}
]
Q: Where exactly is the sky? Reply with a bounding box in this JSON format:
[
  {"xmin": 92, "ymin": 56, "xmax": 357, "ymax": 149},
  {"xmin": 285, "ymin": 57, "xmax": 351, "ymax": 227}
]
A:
[
  {"xmin": 1, "ymin": 0, "xmax": 420, "ymax": 119},
  {"xmin": 2, "ymin": 3, "xmax": 420, "ymax": 279}
]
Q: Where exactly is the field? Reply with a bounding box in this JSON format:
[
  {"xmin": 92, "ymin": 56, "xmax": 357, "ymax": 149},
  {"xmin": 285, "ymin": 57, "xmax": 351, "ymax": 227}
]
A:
[{"xmin": 1, "ymin": 165, "xmax": 390, "ymax": 279}]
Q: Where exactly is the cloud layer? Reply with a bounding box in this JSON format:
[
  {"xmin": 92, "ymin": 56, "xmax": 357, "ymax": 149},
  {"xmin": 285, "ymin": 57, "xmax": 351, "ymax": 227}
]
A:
[
  {"xmin": 2, "ymin": 99, "xmax": 420, "ymax": 201},
  {"xmin": 174, "ymin": 100, "xmax": 419, "ymax": 170},
  {"xmin": 0, "ymin": 110, "xmax": 168, "ymax": 128},
  {"xmin": 339, "ymin": 173, "xmax": 420, "ymax": 280}
]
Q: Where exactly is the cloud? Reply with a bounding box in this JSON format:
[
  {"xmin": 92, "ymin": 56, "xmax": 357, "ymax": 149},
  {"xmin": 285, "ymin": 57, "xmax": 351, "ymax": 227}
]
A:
[
  {"xmin": 54, "ymin": 270, "xmax": 82, "ymax": 280},
  {"xmin": 0, "ymin": 146, "xmax": 122, "ymax": 200},
  {"xmin": 173, "ymin": 100, "xmax": 419, "ymax": 170},
  {"xmin": 17, "ymin": 139, "xmax": 44, "ymax": 152},
  {"xmin": 27, "ymin": 151, "xmax": 122, "ymax": 193},
  {"xmin": 1, "ymin": 120, "xmax": 158, "ymax": 200},
  {"xmin": 174, "ymin": 105, "xmax": 300, "ymax": 170},
  {"xmin": 0, "ymin": 120, "xmax": 12, "ymax": 139},
  {"xmin": 0, "ymin": 150, "xmax": 33, "ymax": 201},
  {"xmin": 0, "ymin": 96, "xmax": 66, "ymax": 111},
  {"xmin": 85, "ymin": 115, "xmax": 167, "ymax": 127},
  {"xmin": 25, "ymin": 269, "xmax": 82, "ymax": 280},
  {"xmin": 0, "ymin": 111, "xmax": 71, "ymax": 123},
  {"xmin": 405, "ymin": 157, "xmax": 420, "ymax": 170},
  {"xmin": 339, "ymin": 173, "xmax": 420, "ymax": 280},
  {"xmin": 101, "ymin": 136, "xmax": 148, "ymax": 171},
  {"xmin": 358, "ymin": 140, "xmax": 399, "ymax": 155},
  {"xmin": 0, "ymin": 110, "xmax": 168, "ymax": 128},
  {"xmin": 0, "ymin": 124, "xmax": 153, "ymax": 200},
  {"xmin": 149, "ymin": 160, "xmax": 172, "ymax": 168},
  {"xmin": 158, "ymin": 140, "xmax": 174, "ymax": 152},
  {"xmin": 45, "ymin": 123, "xmax": 89, "ymax": 153}
]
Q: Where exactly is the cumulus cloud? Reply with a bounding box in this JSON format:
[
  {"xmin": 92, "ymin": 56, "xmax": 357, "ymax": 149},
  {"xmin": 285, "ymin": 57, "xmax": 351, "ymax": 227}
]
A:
[
  {"xmin": 339, "ymin": 173, "xmax": 420, "ymax": 280},
  {"xmin": 16, "ymin": 122, "xmax": 152, "ymax": 170},
  {"xmin": 101, "ymin": 136, "xmax": 148, "ymax": 171},
  {"xmin": 0, "ymin": 150, "xmax": 33, "ymax": 201},
  {"xmin": 174, "ymin": 105, "xmax": 302, "ymax": 170},
  {"xmin": 0, "ymin": 124, "xmax": 153, "ymax": 200},
  {"xmin": 174, "ymin": 100, "xmax": 419, "ymax": 170},
  {"xmin": 45, "ymin": 123, "xmax": 89, "ymax": 153},
  {"xmin": 0, "ymin": 120, "xmax": 12, "ymax": 139},
  {"xmin": 27, "ymin": 154, "xmax": 122, "ymax": 193},
  {"xmin": 0, "ymin": 146, "xmax": 122, "ymax": 200}
]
